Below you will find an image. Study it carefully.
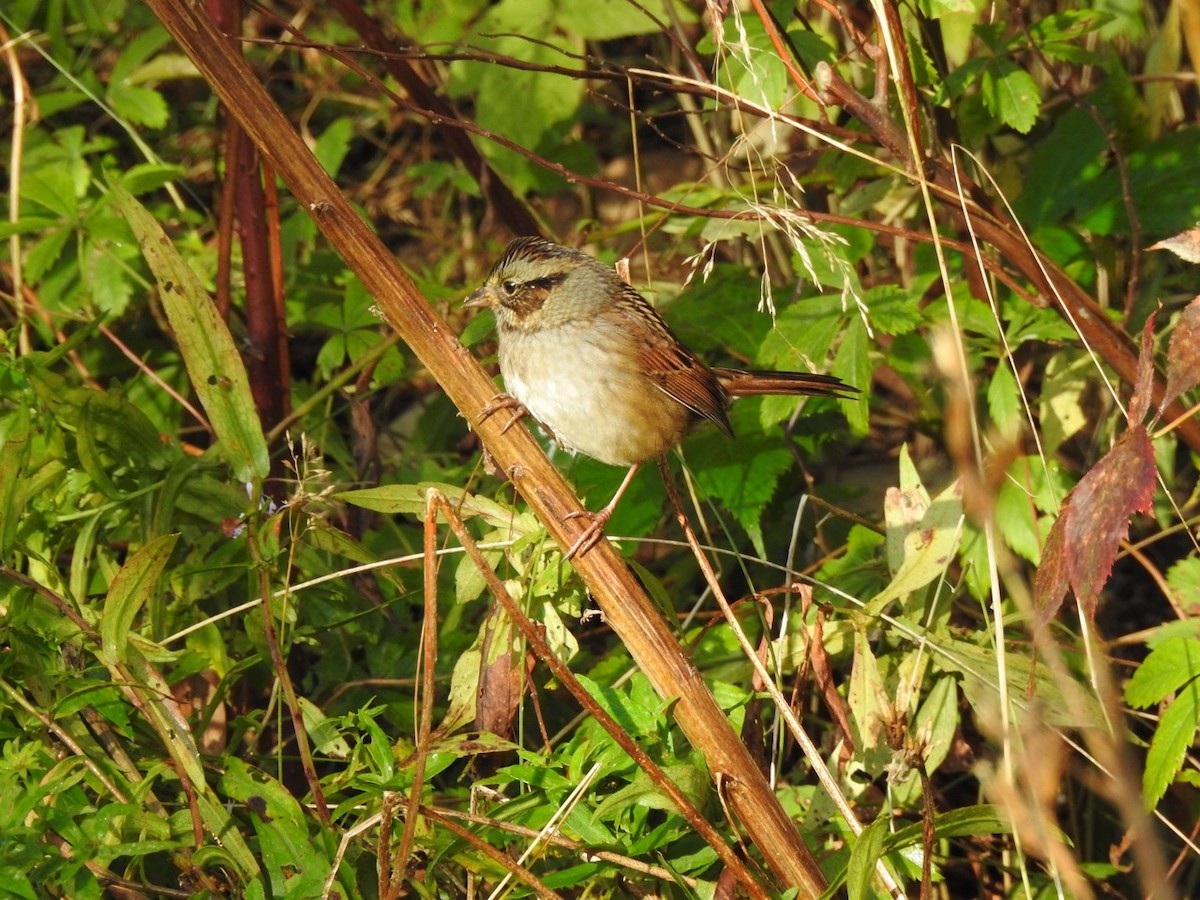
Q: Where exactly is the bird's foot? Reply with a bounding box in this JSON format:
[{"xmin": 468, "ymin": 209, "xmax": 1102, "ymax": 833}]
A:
[
  {"xmin": 478, "ymin": 393, "xmax": 529, "ymax": 434},
  {"xmin": 563, "ymin": 507, "xmax": 614, "ymax": 560},
  {"xmin": 561, "ymin": 463, "xmax": 642, "ymax": 560}
]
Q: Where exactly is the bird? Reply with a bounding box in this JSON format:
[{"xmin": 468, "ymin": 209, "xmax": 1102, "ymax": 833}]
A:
[{"xmin": 465, "ymin": 236, "xmax": 857, "ymax": 558}]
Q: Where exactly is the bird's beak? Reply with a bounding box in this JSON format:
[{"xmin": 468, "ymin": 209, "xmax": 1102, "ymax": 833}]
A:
[{"xmin": 463, "ymin": 287, "xmax": 495, "ymax": 309}]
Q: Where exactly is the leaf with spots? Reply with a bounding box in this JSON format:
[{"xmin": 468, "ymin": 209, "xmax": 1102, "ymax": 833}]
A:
[
  {"xmin": 1161, "ymin": 296, "xmax": 1200, "ymax": 415},
  {"xmin": 1129, "ymin": 310, "xmax": 1157, "ymax": 425},
  {"xmin": 108, "ymin": 176, "xmax": 269, "ymax": 483},
  {"xmin": 866, "ymin": 450, "xmax": 963, "ymax": 616},
  {"xmin": 1036, "ymin": 426, "xmax": 1156, "ymax": 624}
]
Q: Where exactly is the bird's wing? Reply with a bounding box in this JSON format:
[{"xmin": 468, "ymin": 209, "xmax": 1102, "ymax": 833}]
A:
[{"xmin": 614, "ymin": 285, "xmax": 733, "ymax": 436}]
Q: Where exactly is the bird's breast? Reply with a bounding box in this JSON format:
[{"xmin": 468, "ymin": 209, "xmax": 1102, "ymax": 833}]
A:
[{"xmin": 498, "ymin": 322, "xmax": 692, "ymax": 467}]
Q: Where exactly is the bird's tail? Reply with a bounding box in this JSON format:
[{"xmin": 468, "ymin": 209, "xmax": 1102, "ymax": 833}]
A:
[{"xmin": 714, "ymin": 367, "xmax": 858, "ymax": 399}]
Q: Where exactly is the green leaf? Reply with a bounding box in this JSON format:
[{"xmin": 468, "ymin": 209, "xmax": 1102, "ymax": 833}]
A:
[
  {"xmin": 299, "ymin": 696, "xmax": 351, "ymax": 759},
  {"xmin": 20, "ymin": 166, "xmax": 79, "ymax": 219},
  {"xmin": 314, "ymin": 117, "xmax": 354, "ymax": 178},
  {"xmin": 117, "ymin": 162, "xmax": 184, "ymax": 196},
  {"xmin": 1125, "ymin": 637, "xmax": 1200, "ymax": 708},
  {"xmin": 100, "ymin": 534, "xmax": 180, "ymax": 665},
  {"xmin": 936, "ymin": 635, "xmax": 1106, "ymax": 729},
  {"xmin": 846, "ymin": 815, "xmax": 889, "ymax": 900},
  {"xmin": 834, "ymin": 313, "xmax": 871, "ymax": 433},
  {"xmin": 981, "ymin": 60, "xmax": 1040, "ymax": 133},
  {"xmin": 758, "ymin": 294, "xmax": 845, "ymax": 377},
  {"xmin": 336, "ymin": 482, "xmax": 538, "ymax": 536},
  {"xmin": 593, "ymin": 762, "xmax": 709, "ymax": 820},
  {"xmin": 88, "ymin": 246, "xmax": 135, "ymax": 315},
  {"xmin": 0, "ymin": 410, "xmax": 32, "ymax": 557},
  {"xmin": 987, "ymin": 362, "xmax": 1021, "ymax": 437},
  {"xmin": 219, "ymin": 759, "xmax": 330, "ymax": 894},
  {"xmin": 107, "ymin": 83, "xmax": 169, "ymax": 129},
  {"xmin": 107, "ymin": 176, "xmax": 269, "ymax": 483},
  {"xmin": 913, "ymin": 675, "xmax": 959, "ymax": 774},
  {"xmin": 688, "ymin": 401, "xmax": 795, "ymax": 557},
  {"xmin": 1143, "ymin": 678, "xmax": 1200, "ymax": 809},
  {"xmin": 576, "ymin": 674, "xmax": 662, "ymax": 738},
  {"xmin": 557, "ymin": 0, "xmax": 692, "ymax": 39},
  {"xmin": 862, "ymin": 284, "xmax": 925, "ymax": 336},
  {"xmin": 1166, "ymin": 559, "xmax": 1200, "ymax": 605},
  {"xmin": 884, "ymin": 804, "xmax": 1013, "ymax": 850},
  {"xmin": 868, "ymin": 456, "xmax": 963, "ymax": 614}
]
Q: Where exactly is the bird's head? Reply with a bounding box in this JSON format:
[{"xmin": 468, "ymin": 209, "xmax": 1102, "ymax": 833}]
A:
[{"xmin": 465, "ymin": 237, "xmax": 622, "ymax": 334}]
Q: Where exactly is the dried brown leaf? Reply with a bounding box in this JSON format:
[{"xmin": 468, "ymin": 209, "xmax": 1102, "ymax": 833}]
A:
[
  {"xmin": 1161, "ymin": 296, "xmax": 1200, "ymax": 413},
  {"xmin": 1063, "ymin": 427, "xmax": 1156, "ymax": 618},
  {"xmin": 1129, "ymin": 309, "xmax": 1157, "ymax": 425},
  {"xmin": 1034, "ymin": 509, "xmax": 1071, "ymax": 628},
  {"xmin": 1148, "ymin": 226, "xmax": 1200, "ymax": 263}
]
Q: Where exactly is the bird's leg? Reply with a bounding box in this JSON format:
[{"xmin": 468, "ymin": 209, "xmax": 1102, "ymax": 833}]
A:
[
  {"xmin": 563, "ymin": 463, "xmax": 641, "ymax": 559},
  {"xmin": 478, "ymin": 393, "xmax": 529, "ymax": 434}
]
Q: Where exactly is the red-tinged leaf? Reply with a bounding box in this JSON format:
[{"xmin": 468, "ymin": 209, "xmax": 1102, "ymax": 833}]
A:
[
  {"xmin": 1034, "ymin": 508, "xmax": 1071, "ymax": 628},
  {"xmin": 1148, "ymin": 226, "xmax": 1200, "ymax": 263},
  {"xmin": 1161, "ymin": 296, "xmax": 1200, "ymax": 413},
  {"xmin": 1064, "ymin": 426, "xmax": 1156, "ymax": 618},
  {"xmin": 1129, "ymin": 309, "xmax": 1157, "ymax": 424}
]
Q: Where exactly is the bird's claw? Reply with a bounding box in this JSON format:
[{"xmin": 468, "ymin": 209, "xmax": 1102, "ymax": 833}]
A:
[
  {"xmin": 563, "ymin": 509, "xmax": 612, "ymax": 560},
  {"xmin": 479, "ymin": 393, "xmax": 528, "ymax": 434}
]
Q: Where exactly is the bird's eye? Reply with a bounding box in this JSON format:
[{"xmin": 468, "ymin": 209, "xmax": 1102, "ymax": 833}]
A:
[{"xmin": 501, "ymin": 280, "xmax": 518, "ymax": 295}]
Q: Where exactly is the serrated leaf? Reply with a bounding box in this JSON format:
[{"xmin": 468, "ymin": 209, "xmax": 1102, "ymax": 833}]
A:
[
  {"xmin": 834, "ymin": 314, "xmax": 872, "ymax": 433},
  {"xmin": 1161, "ymin": 296, "xmax": 1200, "ymax": 412},
  {"xmin": 688, "ymin": 402, "xmax": 794, "ymax": 557},
  {"xmin": 107, "ymin": 82, "xmax": 169, "ymax": 129},
  {"xmin": 994, "ymin": 474, "xmax": 1044, "ymax": 565},
  {"xmin": 1166, "ymin": 558, "xmax": 1200, "ymax": 601},
  {"xmin": 1033, "ymin": 507, "xmax": 1070, "ymax": 625},
  {"xmin": 101, "ymin": 534, "xmax": 180, "ymax": 665},
  {"xmin": 1143, "ymin": 678, "xmax": 1200, "ymax": 809},
  {"xmin": 987, "ymin": 362, "xmax": 1021, "ymax": 437},
  {"xmin": 108, "ymin": 176, "xmax": 269, "ymax": 483},
  {"xmin": 1125, "ymin": 637, "xmax": 1200, "ymax": 708},
  {"xmin": 1129, "ymin": 310, "xmax": 1157, "ymax": 424},
  {"xmin": 21, "ymin": 166, "xmax": 79, "ymax": 218},
  {"xmin": 1149, "ymin": 226, "xmax": 1200, "ymax": 264},
  {"xmin": 982, "ymin": 60, "xmax": 1040, "ymax": 133},
  {"xmin": 89, "ymin": 246, "xmax": 135, "ymax": 315},
  {"xmin": 862, "ymin": 284, "xmax": 925, "ymax": 336},
  {"xmin": 25, "ymin": 227, "xmax": 72, "ymax": 285},
  {"xmin": 1063, "ymin": 426, "xmax": 1156, "ymax": 618}
]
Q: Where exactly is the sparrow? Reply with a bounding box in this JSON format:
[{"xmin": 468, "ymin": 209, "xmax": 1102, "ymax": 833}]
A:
[{"xmin": 465, "ymin": 236, "xmax": 856, "ymax": 557}]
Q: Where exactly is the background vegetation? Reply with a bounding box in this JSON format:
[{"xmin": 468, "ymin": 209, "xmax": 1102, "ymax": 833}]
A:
[{"xmin": 1, "ymin": 0, "xmax": 1199, "ymax": 897}]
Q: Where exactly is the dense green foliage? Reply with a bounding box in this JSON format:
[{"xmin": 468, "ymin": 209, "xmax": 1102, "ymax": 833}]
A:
[{"xmin": 1, "ymin": 0, "xmax": 1199, "ymax": 897}]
